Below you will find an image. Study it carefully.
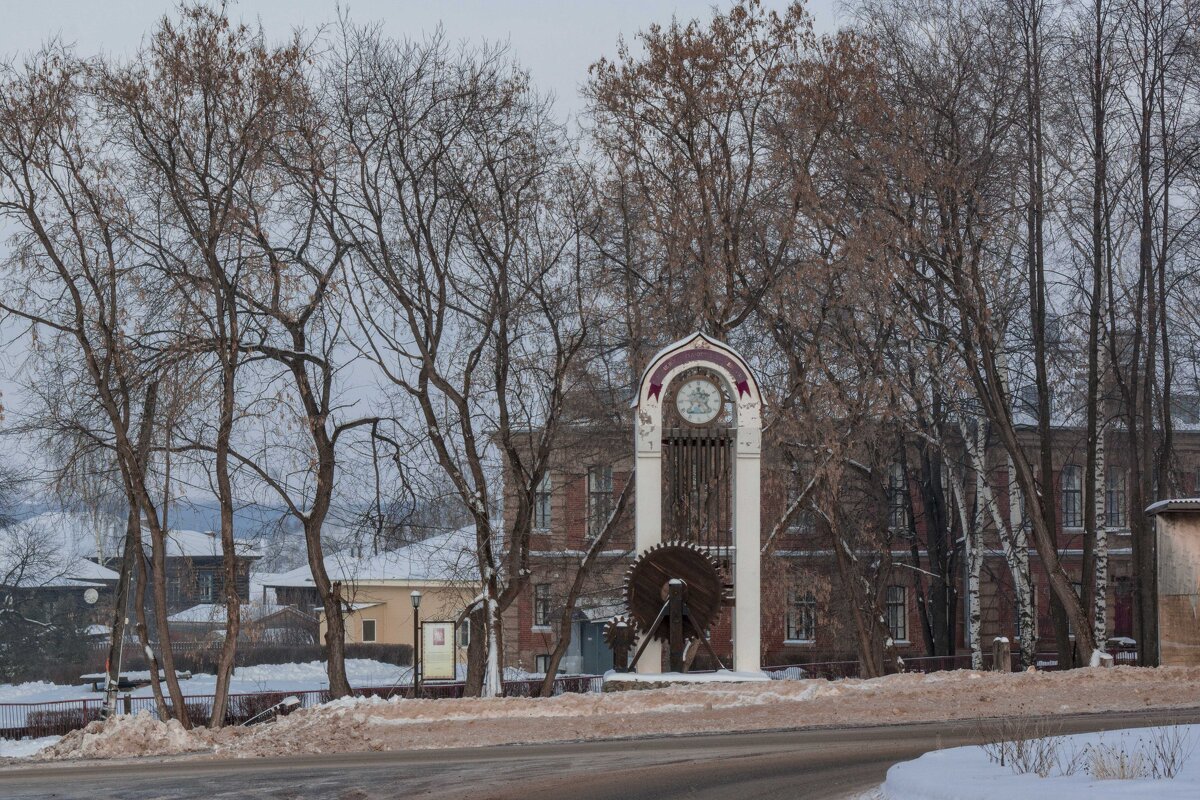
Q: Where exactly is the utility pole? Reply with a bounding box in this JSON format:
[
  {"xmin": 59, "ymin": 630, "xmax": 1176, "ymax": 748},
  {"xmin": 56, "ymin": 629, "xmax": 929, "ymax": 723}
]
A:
[{"xmin": 410, "ymin": 591, "xmax": 422, "ymax": 698}]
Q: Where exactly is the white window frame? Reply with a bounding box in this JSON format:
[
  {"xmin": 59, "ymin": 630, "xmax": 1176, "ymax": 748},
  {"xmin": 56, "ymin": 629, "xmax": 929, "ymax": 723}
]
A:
[
  {"xmin": 1105, "ymin": 468, "xmax": 1127, "ymax": 529},
  {"xmin": 1061, "ymin": 464, "xmax": 1083, "ymax": 528},
  {"xmin": 535, "ymin": 654, "xmax": 554, "ymax": 673},
  {"xmin": 887, "ymin": 463, "xmax": 907, "ymax": 531},
  {"xmin": 533, "ymin": 583, "xmax": 552, "ymax": 628},
  {"xmin": 361, "ymin": 618, "xmax": 377, "ymax": 643},
  {"xmin": 196, "ymin": 571, "xmax": 214, "ymax": 603},
  {"xmin": 587, "ymin": 465, "xmax": 614, "ymax": 538},
  {"xmin": 784, "ymin": 589, "xmax": 817, "ymax": 643},
  {"xmin": 885, "ymin": 585, "xmax": 908, "ymax": 643},
  {"xmin": 534, "ymin": 473, "xmax": 553, "ymax": 531}
]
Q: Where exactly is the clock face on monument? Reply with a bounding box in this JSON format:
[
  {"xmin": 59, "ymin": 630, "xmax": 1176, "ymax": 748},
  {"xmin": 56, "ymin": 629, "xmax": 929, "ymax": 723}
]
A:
[{"xmin": 675, "ymin": 377, "xmax": 723, "ymax": 426}]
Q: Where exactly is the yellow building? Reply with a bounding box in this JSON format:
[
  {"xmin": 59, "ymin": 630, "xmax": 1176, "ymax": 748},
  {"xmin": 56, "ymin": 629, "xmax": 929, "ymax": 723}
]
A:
[{"xmin": 266, "ymin": 527, "xmax": 476, "ymax": 656}]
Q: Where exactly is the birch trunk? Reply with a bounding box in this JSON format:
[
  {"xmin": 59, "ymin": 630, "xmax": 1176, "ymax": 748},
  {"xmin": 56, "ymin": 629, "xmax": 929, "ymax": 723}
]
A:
[
  {"xmin": 957, "ymin": 416, "xmax": 1033, "ymax": 668},
  {"xmin": 949, "ymin": 456, "xmax": 981, "ymax": 670},
  {"xmin": 1093, "ymin": 431, "xmax": 1109, "ymax": 646},
  {"xmin": 1007, "ymin": 455, "xmax": 1037, "ymax": 668}
]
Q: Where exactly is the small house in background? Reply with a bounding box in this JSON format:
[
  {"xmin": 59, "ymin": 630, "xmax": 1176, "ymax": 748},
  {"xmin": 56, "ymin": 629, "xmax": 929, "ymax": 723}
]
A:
[
  {"xmin": 263, "ymin": 527, "xmax": 475, "ymax": 657},
  {"xmin": 0, "ymin": 513, "xmax": 120, "ymax": 619},
  {"xmin": 167, "ymin": 601, "xmax": 318, "ymax": 645},
  {"xmin": 152, "ymin": 527, "xmax": 262, "ymax": 613},
  {"xmin": 4, "ymin": 511, "xmax": 262, "ymax": 616},
  {"xmin": 1148, "ymin": 498, "xmax": 1200, "ymax": 666}
]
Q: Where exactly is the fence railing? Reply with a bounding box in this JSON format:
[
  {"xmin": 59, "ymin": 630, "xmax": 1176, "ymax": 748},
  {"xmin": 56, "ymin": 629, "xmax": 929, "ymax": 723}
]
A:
[
  {"xmin": 1, "ymin": 674, "xmax": 604, "ymax": 742},
  {"xmin": 763, "ymin": 647, "xmax": 1141, "ymax": 681}
]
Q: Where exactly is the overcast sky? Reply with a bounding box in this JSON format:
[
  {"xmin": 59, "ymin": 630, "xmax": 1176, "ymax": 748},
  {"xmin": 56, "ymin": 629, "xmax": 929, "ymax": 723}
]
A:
[{"xmin": 0, "ymin": 1, "xmax": 844, "ymax": 116}]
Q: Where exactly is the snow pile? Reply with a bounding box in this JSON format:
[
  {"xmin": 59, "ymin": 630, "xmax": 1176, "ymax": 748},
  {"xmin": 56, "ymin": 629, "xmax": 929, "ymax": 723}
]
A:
[
  {"xmin": 28, "ymin": 666, "xmax": 1200, "ymax": 762},
  {"xmin": 0, "ymin": 736, "xmax": 61, "ymax": 759},
  {"xmin": 37, "ymin": 712, "xmax": 214, "ymax": 760},
  {"xmin": 882, "ymin": 725, "xmax": 1200, "ymax": 799}
]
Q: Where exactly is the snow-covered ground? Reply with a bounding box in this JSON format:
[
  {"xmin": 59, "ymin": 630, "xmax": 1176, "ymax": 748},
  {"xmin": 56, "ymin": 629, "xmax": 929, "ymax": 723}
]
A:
[
  {"xmin": 0, "ymin": 659, "xmax": 416, "ymax": 706},
  {"xmin": 31, "ymin": 666, "xmax": 1200, "ymax": 762},
  {"xmin": 602, "ymin": 669, "xmax": 771, "ymax": 684},
  {"xmin": 0, "ymin": 736, "xmax": 61, "ymax": 759},
  {"xmin": 881, "ymin": 725, "xmax": 1200, "ymax": 799}
]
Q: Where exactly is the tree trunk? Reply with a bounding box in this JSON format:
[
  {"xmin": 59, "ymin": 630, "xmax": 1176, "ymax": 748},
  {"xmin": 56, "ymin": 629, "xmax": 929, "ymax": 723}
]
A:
[
  {"xmin": 1092, "ymin": 433, "xmax": 1109, "ymax": 646},
  {"xmin": 464, "ymin": 605, "xmax": 487, "ymax": 696},
  {"xmin": 102, "ymin": 504, "xmax": 139, "ymax": 718},
  {"xmin": 133, "ymin": 546, "xmax": 169, "ymax": 721},
  {"xmin": 539, "ymin": 482, "xmax": 631, "ymax": 696}
]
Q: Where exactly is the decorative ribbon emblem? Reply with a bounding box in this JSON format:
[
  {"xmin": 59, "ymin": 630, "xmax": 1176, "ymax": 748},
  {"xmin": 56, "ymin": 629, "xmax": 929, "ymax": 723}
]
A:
[{"xmin": 646, "ymin": 347, "xmax": 751, "ymax": 401}]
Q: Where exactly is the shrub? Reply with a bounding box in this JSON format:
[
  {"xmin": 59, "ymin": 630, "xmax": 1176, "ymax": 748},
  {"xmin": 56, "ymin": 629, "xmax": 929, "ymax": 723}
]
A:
[
  {"xmin": 24, "ymin": 704, "xmax": 104, "ymax": 737},
  {"xmin": 225, "ymin": 692, "xmax": 290, "ymax": 725}
]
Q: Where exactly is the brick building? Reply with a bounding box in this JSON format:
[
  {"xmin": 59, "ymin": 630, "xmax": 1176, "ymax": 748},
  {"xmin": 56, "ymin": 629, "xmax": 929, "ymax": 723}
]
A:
[{"xmin": 503, "ymin": 413, "xmax": 1200, "ymax": 674}]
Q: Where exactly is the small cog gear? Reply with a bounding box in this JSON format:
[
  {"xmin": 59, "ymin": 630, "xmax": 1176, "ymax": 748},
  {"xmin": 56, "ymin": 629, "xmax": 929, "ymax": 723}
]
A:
[{"xmin": 624, "ymin": 540, "xmax": 725, "ymax": 641}]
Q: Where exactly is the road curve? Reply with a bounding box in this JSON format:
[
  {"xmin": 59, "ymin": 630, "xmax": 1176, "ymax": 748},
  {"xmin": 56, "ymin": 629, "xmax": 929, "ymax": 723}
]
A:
[{"xmin": 2, "ymin": 707, "xmax": 1198, "ymax": 800}]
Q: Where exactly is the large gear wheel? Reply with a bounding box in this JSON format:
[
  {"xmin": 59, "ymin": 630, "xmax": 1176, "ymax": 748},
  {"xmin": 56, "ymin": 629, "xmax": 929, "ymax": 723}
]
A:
[{"xmin": 624, "ymin": 541, "xmax": 725, "ymax": 641}]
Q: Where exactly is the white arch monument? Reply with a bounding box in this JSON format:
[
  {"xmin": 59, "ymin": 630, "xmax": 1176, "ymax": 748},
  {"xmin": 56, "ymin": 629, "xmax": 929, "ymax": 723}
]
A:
[{"xmin": 633, "ymin": 332, "xmax": 762, "ymax": 673}]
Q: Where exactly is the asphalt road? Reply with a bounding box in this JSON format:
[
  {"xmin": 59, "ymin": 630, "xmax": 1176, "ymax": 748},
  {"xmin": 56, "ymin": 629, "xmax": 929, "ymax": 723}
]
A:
[{"xmin": 2, "ymin": 707, "xmax": 1198, "ymax": 800}]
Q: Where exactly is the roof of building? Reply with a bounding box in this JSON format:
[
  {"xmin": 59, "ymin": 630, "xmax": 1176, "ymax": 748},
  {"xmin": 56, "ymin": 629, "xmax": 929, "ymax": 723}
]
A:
[
  {"xmin": 1146, "ymin": 498, "xmax": 1200, "ymax": 516},
  {"xmin": 264, "ymin": 526, "xmax": 476, "ymax": 589},
  {"xmin": 0, "ymin": 512, "xmax": 122, "ymax": 588},
  {"xmin": 3, "ymin": 510, "xmax": 261, "ymax": 571},
  {"xmin": 152, "ymin": 526, "xmax": 261, "ymax": 560},
  {"xmin": 167, "ymin": 601, "xmax": 310, "ymax": 625}
]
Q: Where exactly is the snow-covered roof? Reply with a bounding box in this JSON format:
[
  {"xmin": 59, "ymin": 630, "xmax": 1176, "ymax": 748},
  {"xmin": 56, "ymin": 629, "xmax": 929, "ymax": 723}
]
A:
[
  {"xmin": 154, "ymin": 527, "xmax": 262, "ymax": 559},
  {"xmin": 265, "ymin": 526, "xmax": 476, "ymax": 589},
  {"xmin": 0, "ymin": 511, "xmax": 260, "ymax": 589},
  {"xmin": 0, "ymin": 512, "xmax": 121, "ymax": 588},
  {"xmin": 580, "ymin": 598, "xmax": 625, "ymax": 622},
  {"xmin": 167, "ymin": 601, "xmax": 303, "ymax": 625}
]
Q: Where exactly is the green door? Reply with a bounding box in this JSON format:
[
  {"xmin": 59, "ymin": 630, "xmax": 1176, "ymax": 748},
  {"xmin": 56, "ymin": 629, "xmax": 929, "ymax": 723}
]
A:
[{"xmin": 581, "ymin": 620, "xmax": 614, "ymax": 674}]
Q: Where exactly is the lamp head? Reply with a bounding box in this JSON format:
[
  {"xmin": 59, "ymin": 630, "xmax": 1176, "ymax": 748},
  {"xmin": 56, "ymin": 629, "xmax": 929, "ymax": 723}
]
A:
[{"xmin": 410, "ymin": 590, "xmax": 423, "ymax": 609}]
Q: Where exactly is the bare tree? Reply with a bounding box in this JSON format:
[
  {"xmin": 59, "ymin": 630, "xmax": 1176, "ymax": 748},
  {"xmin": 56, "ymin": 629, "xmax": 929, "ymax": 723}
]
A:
[
  {"xmin": 0, "ymin": 45, "xmax": 195, "ymax": 722},
  {"xmin": 332, "ymin": 27, "xmax": 589, "ymax": 695}
]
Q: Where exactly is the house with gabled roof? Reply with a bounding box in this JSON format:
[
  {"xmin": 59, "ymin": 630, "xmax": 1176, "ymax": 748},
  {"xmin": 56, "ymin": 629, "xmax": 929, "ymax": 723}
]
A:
[
  {"xmin": 3, "ymin": 511, "xmax": 262, "ymax": 616},
  {"xmin": 262, "ymin": 526, "xmax": 476, "ymax": 651}
]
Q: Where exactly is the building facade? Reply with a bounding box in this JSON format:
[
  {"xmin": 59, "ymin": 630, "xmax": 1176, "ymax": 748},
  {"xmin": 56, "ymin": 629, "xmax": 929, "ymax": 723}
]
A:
[{"xmin": 503, "ymin": 421, "xmax": 1200, "ymax": 673}]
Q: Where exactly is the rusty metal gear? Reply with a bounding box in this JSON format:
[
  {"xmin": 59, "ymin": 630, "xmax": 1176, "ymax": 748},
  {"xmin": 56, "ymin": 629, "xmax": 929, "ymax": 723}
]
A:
[
  {"xmin": 603, "ymin": 615, "xmax": 637, "ymax": 649},
  {"xmin": 624, "ymin": 541, "xmax": 725, "ymax": 641}
]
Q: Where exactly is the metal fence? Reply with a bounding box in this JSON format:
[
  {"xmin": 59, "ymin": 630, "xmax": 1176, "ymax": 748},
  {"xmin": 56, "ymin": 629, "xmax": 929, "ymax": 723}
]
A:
[
  {"xmin": 1, "ymin": 675, "xmax": 604, "ymax": 741},
  {"xmin": 763, "ymin": 648, "xmax": 1141, "ymax": 680}
]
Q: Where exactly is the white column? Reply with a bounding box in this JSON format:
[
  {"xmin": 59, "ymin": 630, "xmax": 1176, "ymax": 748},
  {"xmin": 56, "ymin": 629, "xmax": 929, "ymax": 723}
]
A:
[
  {"xmin": 733, "ymin": 427, "xmax": 761, "ymax": 673},
  {"xmin": 634, "ymin": 417, "xmax": 663, "ymax": 672}
]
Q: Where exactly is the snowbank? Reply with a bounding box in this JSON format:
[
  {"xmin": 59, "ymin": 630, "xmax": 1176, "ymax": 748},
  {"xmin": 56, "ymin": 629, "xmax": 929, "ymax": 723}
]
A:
[
  {"xmin": 37, "ymin": 712, "xmax": 215, "ymax": 760},
  {"xmin": 882, "ymin": 725, "xmax": 1200, "ymax": 799},
  {"xmin": 27, "ymin": 666, "xmax": 1200, "ymax": 762}
]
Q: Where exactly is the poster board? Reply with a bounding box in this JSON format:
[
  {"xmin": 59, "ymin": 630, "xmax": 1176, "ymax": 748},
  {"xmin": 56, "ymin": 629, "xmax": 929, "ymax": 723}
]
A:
[{"xmin": 421, "ymin": 621, "xmax": 457, "ymax": 680}]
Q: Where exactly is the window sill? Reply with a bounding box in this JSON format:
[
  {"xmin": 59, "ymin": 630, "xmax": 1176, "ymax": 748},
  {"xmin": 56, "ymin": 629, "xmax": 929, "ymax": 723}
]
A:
[
  {"xmin": 891, "ymin": 640, "xmax": 912, "ymax": 647},
  {"xmin": 531, "ymin": 625, "xmax": 552, "ymax": 633},
  {"xmin": 783, "ymin": 639, "xmax": 815, "ymax": 646}
]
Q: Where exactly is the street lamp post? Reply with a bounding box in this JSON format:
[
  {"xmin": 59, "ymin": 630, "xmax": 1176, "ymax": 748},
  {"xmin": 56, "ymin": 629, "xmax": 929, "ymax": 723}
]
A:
[{"xmin": 410, "ymin": 590, "xmax": 423, "ymax": 698}]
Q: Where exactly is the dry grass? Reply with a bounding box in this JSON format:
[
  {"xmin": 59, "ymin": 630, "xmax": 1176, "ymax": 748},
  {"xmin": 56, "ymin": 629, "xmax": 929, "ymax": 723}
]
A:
[{"xmin": 979, "ymin": 718, "xmax": 1194, "ymax": 781}]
